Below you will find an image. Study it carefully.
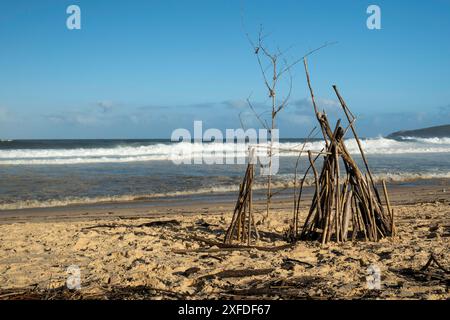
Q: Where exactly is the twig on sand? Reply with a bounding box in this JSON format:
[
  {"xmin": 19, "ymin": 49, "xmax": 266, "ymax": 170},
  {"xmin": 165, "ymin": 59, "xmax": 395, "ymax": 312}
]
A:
[
  {"xmin": 282, "ymin": 257, "xmax": 314, "ymax": 269},
  {"xmin": 198, "ymin": 268, "xmax": 274, "ymax": 281},
  {"xmin": 81, "ymin": 219, "xmax": 180, "ymax": 231},
  {"xmin": 421, "ymin": 254, "xmax": 449, "ymax": 274},
  {"xmin": 189, "ymin": 235, "xmax": 294, "ymax": 252}
]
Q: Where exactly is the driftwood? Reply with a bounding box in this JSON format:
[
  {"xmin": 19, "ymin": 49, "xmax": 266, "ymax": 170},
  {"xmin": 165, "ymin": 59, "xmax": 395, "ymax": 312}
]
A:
[
  {"xmin": 222, "ymin": 276, "xmax": 326, "ymax": 299},
  {"xmin": 394, "ymin": 255, "xmax": 449, "ymax": 286},
  {"xmin": 199, "ymin": 268, "xmax": 274, "ymax": 281},
  {"xmin": 281, "ymin": 258, "xmax": 314, "ymax": 270},
  {"xmin": 297, "ymin": 58, "xmax": 394, "ymax": 243},
  {"xmin": 174, "ymin": 247, "xmax": 254, "ymax": 254},
  {"xmin": 137, "ymin": 220, "xmax": 180, "ymax": 228},
  {"xmin": 81, "ymin": 219, "xmax": 180, "ymax": 232},
  {"xmin": 382, "ymin": 180, "xmax": 395, "ymax": 236},
  {"xmin": 224, "ymin": 155, "xmax": 259, "ymax": 245},
  {"xmin": 191, "ymin": 235, "xmax": 294, "ymax": 252},
  {"xmin": 173, "ymin": 267, "xmax": 201, "ymax": 277},
  {"xmin": 421, "ymin": 254, "xmax": 449, "ymax": 274},
  {"xmin": 0, "ymin": 285, "xmax": 189, "ymax": 300},
  {"xmin": 218, "ymin": 58, "xmax": 395, "ymax": 247}
]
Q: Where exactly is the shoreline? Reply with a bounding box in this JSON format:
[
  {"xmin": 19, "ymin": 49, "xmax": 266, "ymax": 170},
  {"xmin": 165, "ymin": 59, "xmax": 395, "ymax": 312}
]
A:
[{"xmin": 0, "ymin": 179, "xmax": 448, "ymax": 224}]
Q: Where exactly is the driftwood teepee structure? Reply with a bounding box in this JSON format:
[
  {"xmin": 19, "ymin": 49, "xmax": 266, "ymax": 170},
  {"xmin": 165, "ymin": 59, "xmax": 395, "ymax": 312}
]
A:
[
  {"xmin": 224, "ymin": 150, "xmax": 260, "ymax": 245},
  {"xmin": 298, "ymin": 59, "xmax": 395, "ymax": 244},
  {"xmin": 223, "ymin": 58, "xmax": 395, "ymax": 246}
]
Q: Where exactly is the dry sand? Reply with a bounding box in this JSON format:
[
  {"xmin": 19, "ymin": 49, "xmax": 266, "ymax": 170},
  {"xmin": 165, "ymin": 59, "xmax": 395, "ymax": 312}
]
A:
[{"xmin": 0, "ymin": 185, "xmax": 448, "ymax": 300}]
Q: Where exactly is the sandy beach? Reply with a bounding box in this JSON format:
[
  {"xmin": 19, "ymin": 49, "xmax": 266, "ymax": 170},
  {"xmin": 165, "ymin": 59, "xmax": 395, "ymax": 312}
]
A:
[
  {"xmin": 0, "ymin": 182, "xmax": 448, "ymax": 300},
  {"xmin": 2, "ymin": 0, "xmax": 450, "ymax": 309}
]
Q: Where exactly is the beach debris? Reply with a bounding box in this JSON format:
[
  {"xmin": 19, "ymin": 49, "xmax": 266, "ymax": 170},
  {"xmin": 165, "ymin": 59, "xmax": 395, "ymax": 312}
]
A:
[
  {"xmin": 195, "ymin": 218, "xmax": 215, "ymax": 228},
  {"xmin": 101, "ymin": 286, "xmax": 190, "ymax": 299},
  {"xmin": 421, "ymin": 253, "xmax": 449, "ymax": 274},
  {"xmin": 0, "ymin": 285, "xmax": 190, "ymax": 300},
  {"xmin": 0, "ymin": 285, "xmax": 83, "ymax": 300},
  {"xmin": 393, "ymin": 253, "xmax": 449, "ymax": 286},
  {"xmin": 179, "ymin": 235, "xmax": 293, "ymax": 253},
  {"xmin": 80, "ymin": 219, "xmax": 180, "ymax": 232},
  {"xmin": 198, "ymin": 268, "xmax": 274, "ymax": 281},
  {"xmin": 222, "ymin": 276, "xmax": 327, "ymax": 299},
  {"xmin": 81, "ymin": 223, "xmax": 121, "ymax": 231},
  {"xmin": 138, "ymin": 219, "xmax": 180, "ymax": 228},
  {"xmin": 294, "ymin": 58, "xmax": 395, "ymax": 244},
  {"xmin": 281, "ymin": 258, "xmax": 314, "ymax": 270},
  {"xmin": 173, "ymin": 267, "xmax": 201, "ymax": 277},
  {"xmin": 199, "ymin": 254, "xmax": 224, "ymax": 262},
  {"xmin": 224, "ymin": 158, "xmax": 259, "ymax": 245}
]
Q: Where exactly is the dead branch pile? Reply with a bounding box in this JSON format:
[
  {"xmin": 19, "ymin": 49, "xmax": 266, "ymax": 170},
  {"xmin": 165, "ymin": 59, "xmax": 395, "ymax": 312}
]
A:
[
  {"xmin": 223, "ymin": 57, "xmax": 395, "ymax": 245},
  {"xmin": 298, "ymin": 59, "xmax": 394, "ymax": 243},
  {"xmin": 224, "ymin": 157, "xmax": 259, "ymax": 245},
  {"xmin": 0, "ymin": 285, "xmax": 188, "ymax": 300}
]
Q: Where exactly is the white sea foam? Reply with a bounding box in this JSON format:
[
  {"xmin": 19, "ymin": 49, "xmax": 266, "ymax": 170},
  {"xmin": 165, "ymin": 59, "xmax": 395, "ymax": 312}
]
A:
[
  {"xmin": 399, "ymin": 136, "xmax": 450, "ymax": 144},
  {"xmin": 1, "ymin": 171, "xmax": 449, "ymax": 210},
  {"xmin": 0, "ymin": 137, "xmax": 450, "ymax": 165}
]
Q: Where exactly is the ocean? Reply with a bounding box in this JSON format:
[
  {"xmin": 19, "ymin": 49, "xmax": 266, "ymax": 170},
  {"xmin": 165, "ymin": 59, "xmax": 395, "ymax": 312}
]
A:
[{"xmin": 1, "ymin": 137, "xmax": 449, "ymax": 210}]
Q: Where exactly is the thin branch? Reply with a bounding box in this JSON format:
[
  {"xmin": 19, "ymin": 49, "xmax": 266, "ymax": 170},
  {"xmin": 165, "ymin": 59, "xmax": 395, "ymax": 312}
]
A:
[
  {"xmin": 246, "ymin": 96, "xmax": 269, "ymax": 130},
  {"xmin": 238, "ymin": 111, "xmax": 247, "ymax": 130},
  {"xmin": 274, "ymin": 54, "xmax": 293, "ymax": 115},
  {"xmin": 278, "ymin": 41, "xmax": 338, "ymax": 78}
]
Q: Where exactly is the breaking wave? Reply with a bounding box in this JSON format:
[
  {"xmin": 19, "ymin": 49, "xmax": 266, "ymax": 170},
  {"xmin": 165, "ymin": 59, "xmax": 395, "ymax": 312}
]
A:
[
  {"xmin": 1, "ymin": 171, "xmax": 449, "ymax": 210},
  {"xmin": 1, "ymin": 137, "xmax": 450, "ymax": 165}
]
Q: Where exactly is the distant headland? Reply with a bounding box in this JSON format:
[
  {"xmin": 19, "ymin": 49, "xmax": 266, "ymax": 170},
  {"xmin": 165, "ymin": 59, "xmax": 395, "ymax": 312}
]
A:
[{"xmin": 387, "ymin": 124, "xmax": 450, "ymax": 139}]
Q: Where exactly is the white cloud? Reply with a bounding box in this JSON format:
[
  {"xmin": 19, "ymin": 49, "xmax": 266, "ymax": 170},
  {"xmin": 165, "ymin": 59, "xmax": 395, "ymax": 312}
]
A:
[
  {"xmin": 280, "ymin": 113, "xmax": 313, "ymax": 125},
  {"xmin": 45, "ymin": 112, "xmax": 101, "ymax": 126},
  {"xmin": 222, "ymin": 99, "xmax": 248, "ymax": 109},
  {"xmin": 293, "ymin": 97, "xmax": 340, "ymax": 114}
]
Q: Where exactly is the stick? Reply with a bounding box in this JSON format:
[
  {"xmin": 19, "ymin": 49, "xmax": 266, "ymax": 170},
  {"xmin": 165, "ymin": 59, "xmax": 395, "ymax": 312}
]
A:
[
  {"xmin": 308, "ymin": 151, "xmax": 324, "ymax": 243},
  {"xmin": 191, "ymin": 236, "xmax": 295, "ymax": 252},
  {"xmin": 382, "ymin": 180, "xmax": 395, "ymax": 236},
  {"xmin": 248, "ymin": 164, "xmax": 253, "ymax": 245},
  {"xmin": 198, "ymin": 268, "xmax": 274, "ymax": 280},
  {"xmin": 334, "ymin": 143, "xmax": 340, "ymax": 242},
  {"xmin": 332, "ymin": 85, "xmax": 382, "ymax": 205},
  {"xmin": 304, "ymin": 58, "xmax": 329, "ymax": 147},
  {"xmin": 342, "ymin": 189, "xmax": 353, "ymax": 240}
]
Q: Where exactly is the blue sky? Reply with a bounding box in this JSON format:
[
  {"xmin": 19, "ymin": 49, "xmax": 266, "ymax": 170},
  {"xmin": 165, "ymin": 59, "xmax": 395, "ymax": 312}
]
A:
[{"xmin": 0, "ymin": 0, "xmax": 449, "ymax": 139}]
